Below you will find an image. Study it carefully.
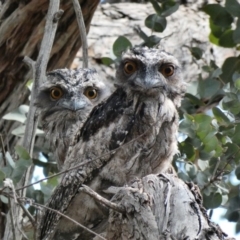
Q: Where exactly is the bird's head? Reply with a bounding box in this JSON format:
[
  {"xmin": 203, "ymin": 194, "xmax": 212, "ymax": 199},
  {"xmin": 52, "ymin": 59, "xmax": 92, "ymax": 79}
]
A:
[
  {"xmin": 35, "ymin": 68, "xmax": 111, "ymax": 123},
  {"xmin": 115, "ymin": 47, "xmax": 186, "ymax": 106}
]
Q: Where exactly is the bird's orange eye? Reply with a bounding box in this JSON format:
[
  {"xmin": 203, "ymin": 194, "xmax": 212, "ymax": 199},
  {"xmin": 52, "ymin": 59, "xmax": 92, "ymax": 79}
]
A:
[
  {"xmin": 50, "ymin": 87, "xmax": 63, "ymax": 100},
  {"xmin": 160, "ymin": 64, "xmax": 175, "ymax": 77},
  {"xmin": 84, "ymin": 87, "xmax": 98, "ymax": 99},
  {"xmin": 124, "ymin": 61, "xmax": 137, "ymax": 75}
]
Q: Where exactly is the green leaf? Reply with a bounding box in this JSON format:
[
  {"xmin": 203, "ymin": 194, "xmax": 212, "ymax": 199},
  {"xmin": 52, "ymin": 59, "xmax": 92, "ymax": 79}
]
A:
[
  {"xmin": 203, "ymin": 192, "xmax": 222, "ymax": 209},
  {"xmin": 212, "ymin": 107, "xmax": 230, "ymax": 124},
  {"xmin": 219, "ymin": 29, "xmax": 235, "ymax": 48},
  {"xmin": 0, "ymin": 195, "xmax": 9, "ymax": 204},
  {"xmin": 144, "ymin": 35, "xmax": 161, "ymax": 47},
  {"xmin": 223, "ymin": 143, "xmax": 240, "ymax": 162},
  {"xmin": 203, "ymin": 135, "xmax": 219, "ymax": 153},
  {"xmin": 3, "ymin": 105, "xmax": 29, "ymax": 123},
  {"xmin": 222, "ymin": 99, "xmax": 240, "ymax": 114},
  {"xmin": 13, "ymin": 158, "xmax": 32, "ymax": 181},
  {"xmin": 5, "ymin": 152, "xmax": 15, "ymax": 169},
  {"xmin": 220, "ymin": 56, "xmax": 240, "ymax": 83},
  {"xmin": 196, "ymin": 172, "xmax": 208, "ymax": 186},
  {"xmin": 204, "ymin": 4, "xmax": 233, "ymax": 28},
  {"xmin": 179, "ymin": 142, "xmax": 195, "ymax": 161},
  {"xmin": 11, "ymin": 125, "xmax": 26, "ymax": 137},
  {"xmin": 198, "ymin": 78, "xmax": 220, "ymax": 99},
  {"xmin": 189, "ymin": 47, "xmax": 203, "ymax": 60},
  {"xmin": 209, "ymin": 19, "xmax": 224, "ymax": 39},
  {"xmin": 149, "ymin": 0, "xmax": 162, "ymax": 15},
  {"xmin": 15, "ymin": 145, "xmax": 30, "ymax": 160},
  {"xmin": 179, "ymin": 114, "xmax": 195, "ymax": 138},
  {"xmin": 161, "ymin": 2, "xmax": 179, "ymax": 17},
  {"xmin": 101, "ymin": 57, "xmax": 114, "ymax": 66},
  {"xmin": 113, "ymin": 36, "xmax": 132, "ymax": 57},
  {"xmin": 234, "ymin": 78, "xmax": 240, "ymax": 90},
  {"xmin": 198, "ymin": 159, "xmax": 209, "ymax": 171},
  {"xmin": 194, "ymin": 114, "xmax": 212, "ymax": 129},
  {"xmin": 225, "ymin": 0, "xmax": 240, "ymax": 17},
  {"xmin": 185, "ymin": 163, "xmax": 197, "ymax": 179},
  {"xmin": 26, "ymin": 79, "xmax": 33, "ymax": 91},
  {"xmin": 232, "ymin": 124, "xmax": 240, "ymax": 144},
  {"xmin": 209, "ymin": 32, "xmax": 219, "ymax": 46},
  {"xmin": 228, "ymin": 211, "xmax": 239, "ymax": 222},
  {"xmin": 233, "ymin": 18, "xmax": 240, "ymax": 44},
  {"xmin": 0, "ymin": 170, "xmax": 5, "ymax": 188},
  {"xmin": 145, "ymin": 14, "xmax": 167, "ymax": 32}
]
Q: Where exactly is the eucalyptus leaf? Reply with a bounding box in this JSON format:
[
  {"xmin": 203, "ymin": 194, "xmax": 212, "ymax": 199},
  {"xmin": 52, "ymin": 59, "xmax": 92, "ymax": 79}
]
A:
[
  {"xmin": 220, "ymin": 56, "xmax": 240, "ymax": 84},
  {"xmin": 225, "ymin": 0, "xmax": 240, "ymax": 17},
  {"xmin": 15, "ymin": 145, "xmax": 31, "ymax": 160},
  {"xmin": 11, "ymin": 125, "xmax": 25, "ymax": 137},
  {"xmin": 5, "ymin": 151, "xmax": 15, "ymax": 169},
  {"xmin": 148, "ymin": 0, "xmax": 162, "ymax": 15},
  {"xmin": 3, "ymin": 107, "xmax": 28, "ymax": 123},
  {"xmin": 204, "ymin": 4, "xmax": 233, "ymax": 28},
  {"xmin": 101, "ymin": 57, "xmax": 114, "ymax": 66},
  {"xmin": 161, "ymin": 2, "xmax": 179, "ymax": 17},
  {"xmin": 113, "ymin": 36, "xmax": 132, "ymax": 57},
  {"xmin": 233, "ymin": 18, "xmax": 240, "ymax": 44},
  {"xmin": 212, "ymin": 107, "xmax": 231, "ymax": 125},
  {"xmin": 145, "ymin": 14, "xmax": 166, "ymax": 32},
  {"xmin": 190, "ymin": 47, "xmax": 203, "ymax": 60},
  {"xmin": 0, "ymin": 195, "xmax": 9, "ymax": 204},
  {"xmin": 203, "ymin": 192, "xmax": 222, "ymax": 209},
  {"xmin": 219, "ymin": 29, "xmax": 235, "ymax": 48}
]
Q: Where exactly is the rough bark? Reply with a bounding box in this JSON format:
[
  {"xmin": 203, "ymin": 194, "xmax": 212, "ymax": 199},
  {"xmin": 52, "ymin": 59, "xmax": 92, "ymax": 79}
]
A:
[
  {"xmin": 103, "ymin": 174, "xmax": 233, "ymax": 240},
  {"xmin": 0, "ymin": 0, "xmax": 100, "ymax": 153}
]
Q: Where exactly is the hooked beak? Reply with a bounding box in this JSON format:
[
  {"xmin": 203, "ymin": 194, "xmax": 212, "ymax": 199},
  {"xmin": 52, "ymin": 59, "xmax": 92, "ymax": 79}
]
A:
[
  {"xmin": 133, "ymin": 76, "xmax": 165, "ymax": 91},
  {"xmin": 58, "ymin": 98, "xmax": 87, "ymax": 111}
]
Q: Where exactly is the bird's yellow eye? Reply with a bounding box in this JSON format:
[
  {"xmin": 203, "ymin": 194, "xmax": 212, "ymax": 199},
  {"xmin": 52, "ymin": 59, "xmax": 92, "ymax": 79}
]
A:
[
  {"xmin": 84, "ymin": 87, "xmax": 98, "ymax": 99},
  {"xmin": 50, "ymin": 87, "xmax": 63, "ymax": 100},
  {"xmin": 124, "ymin": 61, "xmax": 137, "ymax": 75},
  {"xmin": 160, "ymin": 64, "xmax": 175, "ymax": 77}
]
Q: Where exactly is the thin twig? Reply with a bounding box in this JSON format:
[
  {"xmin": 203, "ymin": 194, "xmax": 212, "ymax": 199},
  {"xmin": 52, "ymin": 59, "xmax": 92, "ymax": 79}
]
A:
[
  {"xmin": 0, "ymin": 134, "xmax": 6, "ymax": 166},
  {"xmin": 22, "ymin": 197, "xmax": 106, "ymax": 240},
  {"xmin": 2, "ymin": 191, "xmax": 107, "ymax": 240},
  {"xmin": 80, "ymin": 184, "xmax": 125, "ymax": 213},
  {"xmin": 22, "ymin": 1, "xmax": 62, "ymax": 156},
  {"xmin": 3, "ymin": 2, "xmax": 62, "ymax": 240},
  {"xmin": 72, "ymin": 0, "xmax": 88, "ymax": 68},
  {"xmin": 16, "ymin": 199, "xmax": 35, "ymax": 228},
  {"xmin": 201, "ymin": 154, "xmax": 237, "ymax": 191},
  {"xmin": 8, "ymin": 197, "xmax": 16, "ymax": 240}
]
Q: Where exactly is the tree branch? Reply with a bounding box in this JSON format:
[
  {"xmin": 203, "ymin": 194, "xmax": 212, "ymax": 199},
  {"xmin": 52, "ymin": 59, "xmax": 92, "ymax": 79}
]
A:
[
  {"xmin": 80, "ymin": 184, "xmax": 125, "ymax": 213},
  {"xmin": 3, "ymin": 1, "xmax": 62, "ymax": 240},
  {"xmin": 72, "ymin": 0, "xmax": 88, "ymax": 68}
]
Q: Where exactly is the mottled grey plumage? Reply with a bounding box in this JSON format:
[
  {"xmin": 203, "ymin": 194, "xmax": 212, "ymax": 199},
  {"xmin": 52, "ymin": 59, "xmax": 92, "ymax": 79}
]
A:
[
  {"xmin": 38, "ymin": 47, "xmax": 186, "ymax": 239},
  {"xmin": 35, "ymin": 68, "xmax": 111, "ymax": 169}
]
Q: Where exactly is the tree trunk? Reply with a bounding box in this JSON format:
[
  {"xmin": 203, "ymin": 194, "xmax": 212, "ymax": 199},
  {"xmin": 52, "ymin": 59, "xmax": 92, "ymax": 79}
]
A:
[{"xmin": 104, "ymin": 174, "xmax": 232, "ymax": 240}]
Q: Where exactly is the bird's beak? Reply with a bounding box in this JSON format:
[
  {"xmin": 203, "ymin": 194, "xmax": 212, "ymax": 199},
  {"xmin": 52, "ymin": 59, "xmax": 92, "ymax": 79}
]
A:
[
  {"xmin": 134, "ymin": 74, "xmax": 164, "ymax": 90},
  {"xmin": 143, "ymin": 77, "xmax": 163, "ymax": 89},
  {"xmin": 58, "ymin": 98, "xmax": 87, "ymax": 111}
]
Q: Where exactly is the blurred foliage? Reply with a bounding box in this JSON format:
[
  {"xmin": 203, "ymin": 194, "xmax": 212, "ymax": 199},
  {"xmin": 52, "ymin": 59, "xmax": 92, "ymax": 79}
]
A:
[{"xmin": 1, "ymin": 0, "xmax": 240, "ymax": 236}]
